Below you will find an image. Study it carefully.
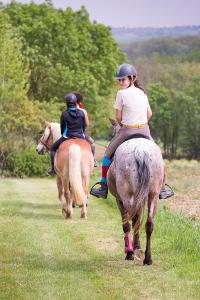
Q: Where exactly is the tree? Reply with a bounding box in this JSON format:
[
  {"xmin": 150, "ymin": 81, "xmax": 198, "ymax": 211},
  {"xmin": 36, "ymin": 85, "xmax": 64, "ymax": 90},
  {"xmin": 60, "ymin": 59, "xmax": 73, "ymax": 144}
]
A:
[
  {"xmin": 0, "ymin": 14, "xmax": 41, "ymax": 172},
  {"xmin": 3, "ymin": 2, "xmax": 124, "ymax": 137},
  {"xmin": 147, "ymin": 83, "xmax": 173, "ymax": 156}
]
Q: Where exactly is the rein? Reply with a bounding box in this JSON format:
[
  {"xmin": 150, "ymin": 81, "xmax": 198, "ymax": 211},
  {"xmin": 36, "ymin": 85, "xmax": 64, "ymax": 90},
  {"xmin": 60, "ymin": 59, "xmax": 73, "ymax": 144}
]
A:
[{"xmin": 40, "ymin": 128, "xmax": 52, "ymax": 151}]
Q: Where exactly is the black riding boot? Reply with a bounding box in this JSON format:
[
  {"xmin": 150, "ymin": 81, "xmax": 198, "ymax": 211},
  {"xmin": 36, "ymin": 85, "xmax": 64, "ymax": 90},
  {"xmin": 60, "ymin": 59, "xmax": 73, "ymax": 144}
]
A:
[
  {"xmin": 90, "ymin": 182, "xmax": 108, "ymax": 199},
  {"xmin": 159, "ymin": 184, "xmax": 174, "ymax": 199},
  {"xmin": 48, "ymin": 150, "xmax": 56, "ymax": 176}
]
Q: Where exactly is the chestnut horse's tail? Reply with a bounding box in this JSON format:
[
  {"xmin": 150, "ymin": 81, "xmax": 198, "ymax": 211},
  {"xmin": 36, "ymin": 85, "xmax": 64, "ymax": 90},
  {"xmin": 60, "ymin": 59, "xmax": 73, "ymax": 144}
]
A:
[
  {"xmin": 128, "ymin": 149, "xmax": 150, "ymax": 220},
  {"xmin": 69, "ymin": 144, "xmax": 86, "ymax": 206}
]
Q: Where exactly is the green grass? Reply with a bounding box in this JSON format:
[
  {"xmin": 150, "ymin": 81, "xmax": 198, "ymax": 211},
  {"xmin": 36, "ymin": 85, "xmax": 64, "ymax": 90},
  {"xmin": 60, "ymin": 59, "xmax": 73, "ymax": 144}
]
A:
[{"xmin": 0, "ymin": 174, "xmax": 200, "ymax": 300}]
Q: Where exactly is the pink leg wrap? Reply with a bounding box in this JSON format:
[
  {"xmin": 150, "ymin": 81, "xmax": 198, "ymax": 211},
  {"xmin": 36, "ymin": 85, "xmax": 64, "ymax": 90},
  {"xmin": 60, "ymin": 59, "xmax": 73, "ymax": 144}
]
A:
[{"xmin": 124, "ymin": 232, "xmax": 133, "ymax": 253}]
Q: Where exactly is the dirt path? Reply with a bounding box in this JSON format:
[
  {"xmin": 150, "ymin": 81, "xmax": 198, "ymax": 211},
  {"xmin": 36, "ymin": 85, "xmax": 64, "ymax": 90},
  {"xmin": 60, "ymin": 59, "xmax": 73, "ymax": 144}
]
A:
[
  {"xmin": 95, "ymin": 142, "xmax": 107, "ymax": 160},
  {"xmin": 165, "ymin": 161, "xmax": 200, "ymax": 220},
  {"xmin": 167, "ymin": 197, "xmax": 200, "ymax": 220}
]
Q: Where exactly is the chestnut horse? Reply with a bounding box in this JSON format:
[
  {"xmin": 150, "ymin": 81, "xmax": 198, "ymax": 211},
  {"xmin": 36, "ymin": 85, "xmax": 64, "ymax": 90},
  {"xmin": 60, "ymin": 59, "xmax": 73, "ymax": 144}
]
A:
[
  {"xmin": 36, "ymin": 122, "xmax": 94, "ymax": 219},
  {"xmin": 107, "ymin": 121, "xmax": 164, "ymax": 265}
]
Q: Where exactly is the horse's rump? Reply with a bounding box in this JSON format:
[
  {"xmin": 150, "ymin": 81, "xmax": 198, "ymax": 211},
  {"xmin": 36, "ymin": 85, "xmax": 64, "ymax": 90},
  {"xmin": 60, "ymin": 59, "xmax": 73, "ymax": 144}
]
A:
[
  {"xmin": 108, "ymin": 138, "xmax": 164, "ymax": 219},
  {"xmin": 56, "ymin": 138, "xmax": 93, "ymax": 170},
  {"xmin": 55, "ymin": 138, "xmax": 93, "ymax": 206}
]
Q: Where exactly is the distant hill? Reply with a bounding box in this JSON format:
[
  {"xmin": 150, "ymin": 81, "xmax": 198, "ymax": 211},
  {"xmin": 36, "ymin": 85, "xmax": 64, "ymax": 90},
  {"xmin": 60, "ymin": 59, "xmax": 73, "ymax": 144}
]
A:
[
  {"xmin": 112, "ymin": 26, "xmax": 200, "ymax": 44},
  {"xmin": 121, "ymin": 35, "xmax": 200, "ymax": 62}
]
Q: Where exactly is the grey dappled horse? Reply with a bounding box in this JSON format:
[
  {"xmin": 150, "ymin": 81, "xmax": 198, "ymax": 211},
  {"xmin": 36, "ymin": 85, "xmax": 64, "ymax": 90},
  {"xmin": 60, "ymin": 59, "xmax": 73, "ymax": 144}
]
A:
[{"xmin": 107, "ymin": 121, "xmax": 164, "ymax": 264}]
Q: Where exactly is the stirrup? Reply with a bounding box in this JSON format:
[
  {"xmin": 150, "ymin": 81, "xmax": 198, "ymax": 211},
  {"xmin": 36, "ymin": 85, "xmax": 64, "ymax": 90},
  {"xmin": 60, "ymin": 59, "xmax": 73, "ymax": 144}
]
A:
[
  {"xmin": 90, "ymin": 181, "xmax": 108, "ymax": 199},
  {"xmin": 90, "ymin": 181, "xmax": 102, "ymax": 190},
  {"xmin": 159, "ymin": 184, "xmax": 174, "ymax": 199}
]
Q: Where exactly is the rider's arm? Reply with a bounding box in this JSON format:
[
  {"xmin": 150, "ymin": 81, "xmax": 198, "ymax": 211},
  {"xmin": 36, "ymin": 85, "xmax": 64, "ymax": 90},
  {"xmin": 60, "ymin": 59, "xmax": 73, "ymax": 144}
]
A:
[
  {"xmin": 83, "ymin": 109, "xmax": 89, "ymax": 128},
  {"xmin": 146, "ymin": 95, "xmax": 152, "ymax": 121},
  {"xmin": 115, "ymin": 109, "xmax": 122, "ymax": 125},
  {"xmin": 60, "ymin": 112, "xmax": 65, "ymax": 135},
  {"xmin": 114, "ymin": 91, "xmax": 123, "ymax": 125},
  {"xmin": 147, "ymin": 107, "xmax": 152, "ymax": 121}
]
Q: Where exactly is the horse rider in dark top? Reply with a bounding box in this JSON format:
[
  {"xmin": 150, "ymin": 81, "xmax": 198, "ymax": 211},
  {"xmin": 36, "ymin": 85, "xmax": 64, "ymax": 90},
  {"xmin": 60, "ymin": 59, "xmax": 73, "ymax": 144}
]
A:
[{"xmin": 48, "ymin": 92, "xmax": 89, "ymax": 176}]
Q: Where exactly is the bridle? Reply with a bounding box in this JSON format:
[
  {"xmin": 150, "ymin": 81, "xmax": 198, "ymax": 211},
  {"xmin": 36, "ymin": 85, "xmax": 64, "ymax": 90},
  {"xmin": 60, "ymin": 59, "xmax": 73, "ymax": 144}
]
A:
[{"xmin": 39, "ymin": 126, "xmax": 52, "ymax": 151}]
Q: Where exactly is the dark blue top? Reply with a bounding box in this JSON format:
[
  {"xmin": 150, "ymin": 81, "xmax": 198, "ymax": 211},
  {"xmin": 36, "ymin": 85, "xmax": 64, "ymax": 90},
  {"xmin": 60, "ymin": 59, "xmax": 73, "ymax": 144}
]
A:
[{"xmin": 60, "ymin": 107, "xmax": 85, "ymax": 139}]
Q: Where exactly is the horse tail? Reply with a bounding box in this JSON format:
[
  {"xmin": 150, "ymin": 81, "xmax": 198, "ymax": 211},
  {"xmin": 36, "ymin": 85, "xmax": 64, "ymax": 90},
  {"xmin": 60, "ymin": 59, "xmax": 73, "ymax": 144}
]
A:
[
  {"xmin": 128, "ymin": 148, "xmax": 150, "ymax": 220},
  {"xmin": 69, "ymin": 144, "xmax": 86, "ymax": 206}
]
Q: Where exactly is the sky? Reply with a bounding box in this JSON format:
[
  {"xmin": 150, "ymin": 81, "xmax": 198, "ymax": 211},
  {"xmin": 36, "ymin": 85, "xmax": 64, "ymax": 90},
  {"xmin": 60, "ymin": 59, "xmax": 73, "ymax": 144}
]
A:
[{"xmin": 2, "ymin": 0, "xmax": 200, "ymax": 28}]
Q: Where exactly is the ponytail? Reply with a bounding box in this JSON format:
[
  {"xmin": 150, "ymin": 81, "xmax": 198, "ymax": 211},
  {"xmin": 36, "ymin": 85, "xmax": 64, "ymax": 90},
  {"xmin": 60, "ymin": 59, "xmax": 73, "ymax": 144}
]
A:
[
  {"xmin": 134, "ymin": 79, "xmax": 146, "ymax": 93},
  {"xmin": 128, "ymin": 76, "xmax": 146, "ymax": 93}
]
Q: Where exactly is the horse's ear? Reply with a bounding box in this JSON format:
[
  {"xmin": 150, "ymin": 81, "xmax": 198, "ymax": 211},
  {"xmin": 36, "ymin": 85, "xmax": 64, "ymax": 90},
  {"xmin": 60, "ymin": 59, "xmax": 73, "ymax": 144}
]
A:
[
  {"xmin": 45, "ymin": 121, "xmax": 51, "ymax": 129},
  {"xmin": 109, "ymin": 118, "xmax": 117, "ymax": 126}
]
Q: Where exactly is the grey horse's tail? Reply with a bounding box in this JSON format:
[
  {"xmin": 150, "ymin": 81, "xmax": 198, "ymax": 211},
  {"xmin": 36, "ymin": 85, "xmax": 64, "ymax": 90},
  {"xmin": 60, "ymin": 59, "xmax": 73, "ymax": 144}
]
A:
[{"xmin": 128, "ymin": 148, "xmax": 150, "ymax": 220}]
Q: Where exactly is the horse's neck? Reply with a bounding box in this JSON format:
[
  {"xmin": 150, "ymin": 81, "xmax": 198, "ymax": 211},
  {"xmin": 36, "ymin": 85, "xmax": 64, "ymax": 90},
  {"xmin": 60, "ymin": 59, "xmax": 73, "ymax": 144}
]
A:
[{"xmin": 51, "ymin": 123, "xmax": 61, "ymax": 143}]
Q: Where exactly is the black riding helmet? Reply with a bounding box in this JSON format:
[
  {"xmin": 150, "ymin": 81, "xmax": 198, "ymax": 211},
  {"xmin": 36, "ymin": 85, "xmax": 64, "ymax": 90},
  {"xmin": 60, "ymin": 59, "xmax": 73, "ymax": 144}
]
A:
[
  {"xmin": 115, "ymin": 64, "xmax": 137, "ymax": 79},
  {"xmin": 64, "ymin": 93, "xmax": 77, "ymax": 105}
]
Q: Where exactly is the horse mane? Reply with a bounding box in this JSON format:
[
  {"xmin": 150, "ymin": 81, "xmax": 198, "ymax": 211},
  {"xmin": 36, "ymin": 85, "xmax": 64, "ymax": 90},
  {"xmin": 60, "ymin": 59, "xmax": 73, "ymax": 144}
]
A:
[{"xmin": 49, "ymin": 122, "xmax": 61, "ymax": 142}]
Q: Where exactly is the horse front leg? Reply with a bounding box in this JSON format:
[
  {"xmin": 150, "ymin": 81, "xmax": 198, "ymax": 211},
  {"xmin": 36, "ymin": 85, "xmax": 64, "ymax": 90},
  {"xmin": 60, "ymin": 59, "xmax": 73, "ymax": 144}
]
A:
[{"xmin": 143, "ymin": 193, "xmax": 158, "ymax": 265}]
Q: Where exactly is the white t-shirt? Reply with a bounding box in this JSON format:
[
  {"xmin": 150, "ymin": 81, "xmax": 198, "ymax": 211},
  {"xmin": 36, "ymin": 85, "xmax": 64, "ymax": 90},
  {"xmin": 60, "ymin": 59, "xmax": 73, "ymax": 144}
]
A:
[{"xmin": 114, "ymin": 85, "xmax": 151, "ymax": 125}]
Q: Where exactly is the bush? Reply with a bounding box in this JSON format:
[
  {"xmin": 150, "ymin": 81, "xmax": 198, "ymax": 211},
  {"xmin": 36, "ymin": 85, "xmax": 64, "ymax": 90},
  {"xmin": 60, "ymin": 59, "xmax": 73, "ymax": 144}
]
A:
[{"xmin": 4, "ymin": 149, "xmax": 49, "ymax": 177}]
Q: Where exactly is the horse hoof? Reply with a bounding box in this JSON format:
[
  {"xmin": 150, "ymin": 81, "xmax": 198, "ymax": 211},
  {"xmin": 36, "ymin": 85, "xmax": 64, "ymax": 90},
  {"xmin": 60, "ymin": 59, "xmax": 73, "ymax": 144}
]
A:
[
  {"xmin": 125, "ymin": 252, "xmax": 134, "ymax": 260},
  {"xmin": 62, "ymin": 208, "xmax": 67, "ymax": 218},
  {"xmin": 80, "ymin": 213, "xmax": 87, "ymax": 219},
  {"xmin": 143, "ymin": 257, "xmax": 152, "ymax": 265},
  {"xmin": 62, "ymin": 208, "xmax": 72, "ymax": 219},
  {"xmin": 134, "ymin": 249, "xmax": 145, "ymax": 261}
]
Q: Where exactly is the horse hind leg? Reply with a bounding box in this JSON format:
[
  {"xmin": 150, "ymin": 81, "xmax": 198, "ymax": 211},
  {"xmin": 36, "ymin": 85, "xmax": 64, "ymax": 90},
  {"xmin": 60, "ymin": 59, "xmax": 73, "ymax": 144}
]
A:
[
  {"xmin": 123, "ymin": 214, "xmax": 134, "ymax": 260},
  {"xmin": 143, "ymin": 217, "xmax": 153, "ymax": 265},
  {"xmin": 80, "ymin": 202, "xmax": 87, "ymax": 219},
  {"xmin": 63, "ymin": 190, "xmax": 73, "ymax": 218},
  {"xmin": 56, "ymin": 176, "xmax": 65, "ymax": 204},
  {"xmin": 63, "ymin": 180, "xmax": 73, "ymax": 219},
  {"xmin": 116, "ymin": 195, "xmax": 134, "ymax": 260},
  {"xmin": 56, "ymin": 176, "xmax": 69, "ymax": 218},
  {"xmin": 132, "ymin": 213, "xmax": 141, "ymax": 251},
  {"xmin": 82, "ymin": 174, "xmax": 89, "ymax": 210},
  {"xmin": 143, "ymin": 193, "xmax": 158, "ymax": 265}
]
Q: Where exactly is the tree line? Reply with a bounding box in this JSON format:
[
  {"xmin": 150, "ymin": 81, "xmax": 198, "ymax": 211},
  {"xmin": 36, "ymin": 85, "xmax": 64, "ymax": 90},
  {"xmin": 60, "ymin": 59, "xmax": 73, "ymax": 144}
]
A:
[
  {"xmin": 0, "ymin": 1, "xmax": 199, "ymax": 177},
  {"xmin": 121, "ymin": 35, "xmax": 200, "ymax": 159},
  {"xmin": 0, "ymin": 1, "xmax": 123, "ymax": 173}
]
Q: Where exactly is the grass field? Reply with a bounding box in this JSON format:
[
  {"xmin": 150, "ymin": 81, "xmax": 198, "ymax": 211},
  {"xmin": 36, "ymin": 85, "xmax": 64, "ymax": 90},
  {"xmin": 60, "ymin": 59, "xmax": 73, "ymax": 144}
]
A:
[{"xmin": 0, "ymin": 161, "xmax": 200, "ymax": 300}]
